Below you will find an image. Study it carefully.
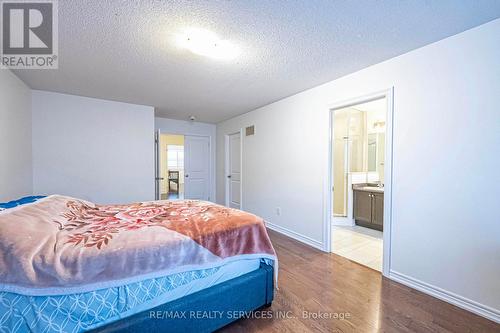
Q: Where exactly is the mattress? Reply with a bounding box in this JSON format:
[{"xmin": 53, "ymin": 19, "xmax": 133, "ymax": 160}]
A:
[
  {"xmin": 0, "ymin": 196, "xmax": 45, "ymax": 211},
  {"xmin": 0, "ymin": 258, "xmax": 261, "ymax": 333}
]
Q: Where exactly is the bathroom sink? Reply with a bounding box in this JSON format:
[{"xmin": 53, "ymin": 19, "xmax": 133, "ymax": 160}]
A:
[
  {"xmin": 364, "ymin": 186, "xmax": 383, "ymax": 191},
  {"xmin": 358, "ymin": 186, "xmax": 384, "ymax": 192}
]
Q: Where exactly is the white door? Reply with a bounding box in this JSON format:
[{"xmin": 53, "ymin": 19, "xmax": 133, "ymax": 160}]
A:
[
  {"xmin": 226, "ymin": 132, "xmax": 241, "ymax": 209},
  {"xmin": 184, "ymin": 135, "xmax": 210, "ymax": 200},
  {"xmin": 154, "ymin": 129, "xmax": 162, "ymax": 200}
]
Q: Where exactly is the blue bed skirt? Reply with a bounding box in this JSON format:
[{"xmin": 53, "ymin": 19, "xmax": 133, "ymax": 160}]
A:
[{"xmin": 91, "ymin": 262, "xmax": 274, "ymax": 333}]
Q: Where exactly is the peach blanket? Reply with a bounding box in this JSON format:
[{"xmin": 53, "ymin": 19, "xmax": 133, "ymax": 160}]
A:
[{"xmin": 0, "ymin": 195, "xmax": 276, "ymax": 296}]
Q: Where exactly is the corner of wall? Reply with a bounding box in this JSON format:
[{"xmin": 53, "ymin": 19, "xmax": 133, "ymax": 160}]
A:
[{"xmin": 0, "ymin": 69, "xmax": 33, "ymax": 200}]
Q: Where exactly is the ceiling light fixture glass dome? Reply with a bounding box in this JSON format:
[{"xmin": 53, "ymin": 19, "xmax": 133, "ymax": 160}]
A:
[{"xmin": 175, "ymin": 28, "xmax": 240, "ymax": 61}]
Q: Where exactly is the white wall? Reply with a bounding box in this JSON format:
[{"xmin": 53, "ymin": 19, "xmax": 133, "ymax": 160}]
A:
[
  {"xmin": 155, "ymin": 117, "xmax": 216, "ymax": 202},
  {"xmin": 0, "ymin": 69, "xmax": 32, "ymax": 202},
  {"xmin": 217, "ymin": 19, "xmax": 500, "ymax": 319},
  {"xmin": 32, "ymin": 91, "xmax": 155, "ymax": 204}
]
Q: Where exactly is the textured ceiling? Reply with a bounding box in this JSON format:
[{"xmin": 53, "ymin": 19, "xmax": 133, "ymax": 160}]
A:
[{"xmin": 13, "ymin": 0, "xmax": 500, "ymax": 123}]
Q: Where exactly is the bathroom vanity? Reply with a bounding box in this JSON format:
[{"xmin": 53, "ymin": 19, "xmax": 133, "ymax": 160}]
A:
[{"xmin": 353, "ymin": 184, "xmax": 384, "ymax": 231}]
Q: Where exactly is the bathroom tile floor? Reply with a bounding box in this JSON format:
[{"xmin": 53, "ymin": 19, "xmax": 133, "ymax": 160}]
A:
[{"xmin": 331, "ymin": 225, "xmax": 383, "ymax": 271}]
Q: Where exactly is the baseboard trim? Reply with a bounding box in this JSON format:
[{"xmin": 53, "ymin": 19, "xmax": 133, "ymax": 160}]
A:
[
  {"xmin": 265, "ymin": 221, "xmax": 324, "ymax": 251},
  {"xmin": 389, "ymin": 270, "xmax": 500, "ymax": 324}
]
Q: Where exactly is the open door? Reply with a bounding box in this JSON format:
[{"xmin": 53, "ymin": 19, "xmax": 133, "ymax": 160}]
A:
[
  {"xmin": 154, "ymin": 129, "xmax": 163, "ymax": 200},
  {"xmin": 184, "ymin": 135, "xmax": 210, "ymax": 200},
  {"xmin": 226, "ymin": 132, "xmax": 241, "ymax": 209}
]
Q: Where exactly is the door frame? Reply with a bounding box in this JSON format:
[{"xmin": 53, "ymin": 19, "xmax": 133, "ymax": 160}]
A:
[
  {"xmin": 225, "ymin": 129, "xmax": 243, "ymax": 210},
  {"xmin": 155, "ymin": 130, "xmax": 213, "ymax": 201},
  {"xmin": 324, "ymin": 88, "xmax": 394, "ymax": 277}
]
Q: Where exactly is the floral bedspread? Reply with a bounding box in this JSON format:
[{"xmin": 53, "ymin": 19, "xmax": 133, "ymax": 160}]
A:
[{"xmin": 0, "ymin": 195, "xmax": 276, "ymax": 296}]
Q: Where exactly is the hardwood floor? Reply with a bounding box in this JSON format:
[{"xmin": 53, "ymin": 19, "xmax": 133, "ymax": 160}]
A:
[{"xmin": 219, "ymin": 230, "xmax": 499, "ymax": 333}]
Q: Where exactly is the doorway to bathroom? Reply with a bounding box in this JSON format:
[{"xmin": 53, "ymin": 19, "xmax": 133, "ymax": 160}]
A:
[{"xmin": 327, "ymin": 90, "xmax": 393, "ymax": 275}]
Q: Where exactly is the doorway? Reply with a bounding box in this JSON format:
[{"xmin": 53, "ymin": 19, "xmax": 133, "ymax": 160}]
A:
[
  {"xmin": 225, "ymin": 131, "xmax": 242, "ymax": 209},
  {"xmin": 160, "ymin": 134, "xmax": 185, "ymax": 200},
  {"xmin": 326, "ymin": 89, "xmax": 393, "ymax": 276},
  {"xmin": 155, "ymin": 132, "xmax": 210, "ymax": 201}
]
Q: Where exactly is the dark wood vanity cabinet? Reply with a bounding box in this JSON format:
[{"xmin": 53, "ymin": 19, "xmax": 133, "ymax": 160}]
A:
[
  {"xmin": 353, "ymin": 190, "xmax": 372, "ymax": 224},
  {"xmin": 372, "ymin": 193, "xmax": 384, "ymax": 229},
  {"xmin": 353, "ymin": 190, "xmax": 384, "ymax": 231}
]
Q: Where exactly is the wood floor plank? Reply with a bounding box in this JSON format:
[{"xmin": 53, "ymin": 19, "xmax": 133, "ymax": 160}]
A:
[{"xmin": 218, "ymin": 230, "xmax": 500, "ymax": 333}]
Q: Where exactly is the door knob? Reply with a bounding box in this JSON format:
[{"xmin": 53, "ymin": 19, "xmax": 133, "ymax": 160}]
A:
[
  {"xmin": 227, "ymin": 175, "xmax": 232, "ymax": 178},
  {"xmin": 185, "ymin": 174, "xmax": 189, "ymax": 178}
]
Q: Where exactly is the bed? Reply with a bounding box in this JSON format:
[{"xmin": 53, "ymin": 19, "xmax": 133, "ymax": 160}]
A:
[{"xmin": 0, "ymin": 195, "xmax": 277, "ymax": 333}]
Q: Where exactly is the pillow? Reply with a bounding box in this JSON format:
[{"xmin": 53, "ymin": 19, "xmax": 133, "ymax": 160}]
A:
[{"xmin": 0, "ymin": 196, "xmax": 46, "ymax": 210}]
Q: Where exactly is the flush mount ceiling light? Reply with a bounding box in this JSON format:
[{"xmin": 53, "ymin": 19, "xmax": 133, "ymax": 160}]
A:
[{"xmin": 175, "ymin": 28, "xmax": 239, "ymax": 61}]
